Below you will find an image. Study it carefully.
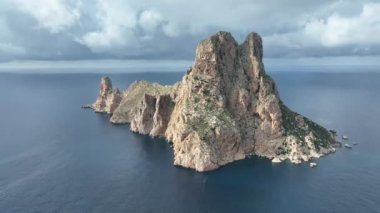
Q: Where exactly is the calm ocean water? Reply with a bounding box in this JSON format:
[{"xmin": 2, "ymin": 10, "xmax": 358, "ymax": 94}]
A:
[{"xmin": 0, "ymin": 68, "xmax": 379, "ymax": 212}]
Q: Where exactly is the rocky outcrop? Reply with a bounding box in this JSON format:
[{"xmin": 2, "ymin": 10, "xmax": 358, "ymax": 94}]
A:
[
  {"xmin": 87, "ymin": 31, "xmax": 336, "ymax": 172},
  {"xmin": 110, "ymin": 81, "xmax": 177, "ymax": 124},
  {"xmin": 92, "ymin": 76, "xmax": 122, "ymax": 113}
]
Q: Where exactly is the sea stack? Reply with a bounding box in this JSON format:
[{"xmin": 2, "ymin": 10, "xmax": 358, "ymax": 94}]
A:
[
  {"xmin": 87, "ymin": 31, "xmax": 336, "ymax": 172},
  {"xmin": 92, "ymin": 76, "xmax": 123, "ymax": 113}
]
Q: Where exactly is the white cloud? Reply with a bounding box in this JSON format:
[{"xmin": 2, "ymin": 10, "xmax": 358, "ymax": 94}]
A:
[
  {"xmin": 78, "ymin": 0, "xmax": 138, "ymax": 52},
  {"xmin": 266, "ymin": 3, "xmax": 380, "ymax": 49},
  {"xmin": 78, "ymin": 2, "xmax": 167, "ymax": 54},
  {"xmin": 319, "ymin": 3, "xmax": 380, "ymax": 46},
  {"xmin": 162, "ymin": 23, "xmax": 180, "ymax": 37},
  {"xmin": 139, "ymin": 10, "xmax": 163, "ymax": 34},
  {"xmin": 1, "ymin": 0, "xmax": 380, "ymax": 61},
  {"xmin": 14, "ymin": 0, "xmax": 80, "ymax": 33}
]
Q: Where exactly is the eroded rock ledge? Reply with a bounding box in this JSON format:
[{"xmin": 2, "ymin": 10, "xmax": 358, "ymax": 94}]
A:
[{"xmin": 87, "ymin": 31, "xmax": 337, "ymax": 172}]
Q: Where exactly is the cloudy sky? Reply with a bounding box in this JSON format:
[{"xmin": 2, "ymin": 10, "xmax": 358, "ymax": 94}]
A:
[{"xmin": 0, "ymin": 0, "xmax": 379, "ymax": 69}]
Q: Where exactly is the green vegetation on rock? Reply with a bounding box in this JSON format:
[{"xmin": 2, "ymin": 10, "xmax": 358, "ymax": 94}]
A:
[
  {"xmin": 111, "ymin": 81, "xmax": 177, "ymax": 123},
  {"xmin": 304, "ymin": 117, "xmax": 332, "ymax": 150},
  {"xmin": 279, "ymin": 101, "xmax": 307, "ymax": 141},
  {"xmin": 279, "ymin": 100, "xmax": 332, "ymax": 150}
]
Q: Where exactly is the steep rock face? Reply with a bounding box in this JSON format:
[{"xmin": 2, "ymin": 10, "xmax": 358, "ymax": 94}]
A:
[
  {"xmin": 130, "ymin": 94, "xmax": 157, "ymax": 135},
  {"xmin": 165, "ymin": 32, "xmax": 335, "ymax": 171},
  {"xmin": 92, "ymin": 76, "xmax": 122, "ymax": 113},
  {"xmin": 87, "ymin": 31, "xmax": 336, "ymax": 172},
  {"xmin": 130, "ymin": 94, "xmax": 175, "ymax": 137}
]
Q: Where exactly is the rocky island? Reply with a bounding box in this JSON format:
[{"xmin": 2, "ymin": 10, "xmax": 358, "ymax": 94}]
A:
[{"xmin": 87, "ymin": 31, "xmax": 336, "ymax": 172}]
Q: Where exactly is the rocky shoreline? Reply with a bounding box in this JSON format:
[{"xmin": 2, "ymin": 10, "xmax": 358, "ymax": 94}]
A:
[{"xmin": 85, "ymin": 31, "xmax": 338, "ymax": 172}]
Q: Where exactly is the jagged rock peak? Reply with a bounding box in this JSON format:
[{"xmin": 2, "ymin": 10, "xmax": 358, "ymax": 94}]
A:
[
  {"xmin": 194, "ymin": 31, "xmax": 263, "ymax": 66},
  {"xmin": 92, "ymin": 76, "xmax": 122, "ymax": 113},
  {"xmin": 190, "ymin": 31, "xmax": 266, "ymax": 84},
  {"xmin": 100, "ymin": 76, "xmax": 112, "ymax": 96},
  {"xmin": 242, "ymin": 32, "xmax": 263, "ymax": 61}
]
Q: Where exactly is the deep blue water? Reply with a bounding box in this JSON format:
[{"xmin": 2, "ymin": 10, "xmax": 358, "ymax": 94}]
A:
[{"xmin": 0, "ymin": 70, "xmax": 379, "ymax": 212}]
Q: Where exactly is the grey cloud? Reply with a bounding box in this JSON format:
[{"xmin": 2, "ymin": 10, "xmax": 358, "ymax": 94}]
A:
[{"xmin": 0, "ymin": 0, "xmax": 379, "ymax": 62}]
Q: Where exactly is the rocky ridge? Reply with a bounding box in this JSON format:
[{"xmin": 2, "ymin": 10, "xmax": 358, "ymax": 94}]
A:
[
  {"xmin": 110, "ymin": 80, "xmax": 178, "ymax": 124},
  {"xmin": 88, "ymin": 31, "xmax": 336, "ymax": 172}
]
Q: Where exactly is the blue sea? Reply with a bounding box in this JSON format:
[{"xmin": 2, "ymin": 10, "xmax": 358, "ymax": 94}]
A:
[{"xmin": 0, "ymin": 67, "xmax": 379, "ymax": 212}]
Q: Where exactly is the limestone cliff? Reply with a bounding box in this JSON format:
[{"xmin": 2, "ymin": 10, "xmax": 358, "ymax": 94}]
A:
[
  {"xmin": 87, "ymin": 31, "xmax": 336, "ymax": 172},
  {"xmin": 130, "ymin": 94, "xmax": 175, "ymax": 137},
  {"xmin": 110, "ymin": 81, "xmax": 177, "ymax": 124}
]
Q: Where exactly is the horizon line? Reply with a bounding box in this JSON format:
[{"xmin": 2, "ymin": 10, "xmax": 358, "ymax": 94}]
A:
[{"xmin": 0, "ymin": 56, "xmax": 380, "ymax": 73}]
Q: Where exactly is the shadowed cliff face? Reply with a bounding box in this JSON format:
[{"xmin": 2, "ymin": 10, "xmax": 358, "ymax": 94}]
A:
[
  {"xmin": 88, "ymin": 31, "xmax": 336, "ymax": 172},
  {"xmin": 130, "ymin": 94, "xmax": 175, "ymax": 137}
]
